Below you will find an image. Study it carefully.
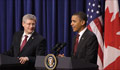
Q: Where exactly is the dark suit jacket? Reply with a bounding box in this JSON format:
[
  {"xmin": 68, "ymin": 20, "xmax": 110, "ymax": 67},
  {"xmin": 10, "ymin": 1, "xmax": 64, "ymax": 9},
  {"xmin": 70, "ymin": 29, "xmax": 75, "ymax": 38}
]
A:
[
  {"xmin": 71, "ymin": 29, "xmax": 98, "ymax": 64},
  {"xmin": 3, "ymin": 31, "xmax": 46, "ymax": 64}
]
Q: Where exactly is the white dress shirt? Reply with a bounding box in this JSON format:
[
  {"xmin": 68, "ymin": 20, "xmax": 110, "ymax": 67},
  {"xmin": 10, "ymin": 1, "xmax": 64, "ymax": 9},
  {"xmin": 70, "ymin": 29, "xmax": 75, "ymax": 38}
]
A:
[
  {"xmin": 20, "ymin": 32, "xmax": 33, "ymax": 46},
  {"xmin": 78, "ymin": 27, "xmax": 87, "ymax": 42}
]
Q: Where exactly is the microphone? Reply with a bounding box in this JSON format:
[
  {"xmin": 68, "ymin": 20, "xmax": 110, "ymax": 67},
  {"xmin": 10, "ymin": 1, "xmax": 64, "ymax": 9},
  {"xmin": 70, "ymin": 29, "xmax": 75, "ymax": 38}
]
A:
[
  {"xmin": 51, "ymin": 43, "xmax": 61, "ymax": 53},
  {"xmin": 56, "ymin": 43, "xmax": 67, "ymax": 53}
]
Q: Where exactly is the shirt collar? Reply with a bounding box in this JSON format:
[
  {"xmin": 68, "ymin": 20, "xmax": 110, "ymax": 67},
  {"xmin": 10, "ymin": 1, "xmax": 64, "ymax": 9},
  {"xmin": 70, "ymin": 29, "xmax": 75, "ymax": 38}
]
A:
[
  {"xmin": 78, "ymin": 27, "xmax": 87, "ymax": 36},
  {"xmin": 22, "ymin": 31, "xmax": 34, "ymax": 38}
]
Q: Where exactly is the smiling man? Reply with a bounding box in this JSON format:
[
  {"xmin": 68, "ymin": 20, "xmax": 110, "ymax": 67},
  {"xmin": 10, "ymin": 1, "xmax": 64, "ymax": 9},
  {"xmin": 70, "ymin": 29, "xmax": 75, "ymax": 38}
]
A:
[
  {"xmin": 3, "ymin": 14, "xmax": 46, "ymax": 68},
  {"xmin": 71, "ymin": 12, "xmax": 98, "ymax": 64}
]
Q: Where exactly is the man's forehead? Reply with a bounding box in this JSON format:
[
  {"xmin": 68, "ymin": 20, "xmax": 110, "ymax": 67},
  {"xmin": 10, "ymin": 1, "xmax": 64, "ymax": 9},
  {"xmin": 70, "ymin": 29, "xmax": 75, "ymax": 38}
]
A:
[{"xmin": 71, "ymin": 15, "xmax": 80, "ymax": 20}]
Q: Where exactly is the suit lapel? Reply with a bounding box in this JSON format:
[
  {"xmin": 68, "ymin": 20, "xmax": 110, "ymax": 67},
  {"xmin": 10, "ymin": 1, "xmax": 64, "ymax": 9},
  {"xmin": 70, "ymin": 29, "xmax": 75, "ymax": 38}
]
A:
[
  {"xmin": 15, "ymin": 31, "xmax": 23, "ymax": 56},
  {"xmin": 75, "ymin": 29, "xmax": 89, "ymax": 55},
  {"xmin": 20, "ymin": 32, "xmax": 36, "ymax": 53}
]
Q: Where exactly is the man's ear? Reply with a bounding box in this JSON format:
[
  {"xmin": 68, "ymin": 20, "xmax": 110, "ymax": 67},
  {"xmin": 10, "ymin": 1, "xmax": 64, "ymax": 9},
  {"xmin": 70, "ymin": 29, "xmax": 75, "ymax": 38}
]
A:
[
  {"xmin": 22, "ymin": 22, "xmax": 24, "ymax": 27},
  {"xmin": 81, "ymin": 20, "xmax": 85, "ymax": 25}
]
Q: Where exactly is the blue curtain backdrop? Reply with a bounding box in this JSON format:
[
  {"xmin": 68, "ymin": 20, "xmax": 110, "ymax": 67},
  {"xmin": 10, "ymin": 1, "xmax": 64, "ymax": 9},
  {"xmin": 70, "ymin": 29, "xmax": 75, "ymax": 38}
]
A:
[{"xmin": 0, "ymin": 0, "xmax": 109, "ymax": 56}]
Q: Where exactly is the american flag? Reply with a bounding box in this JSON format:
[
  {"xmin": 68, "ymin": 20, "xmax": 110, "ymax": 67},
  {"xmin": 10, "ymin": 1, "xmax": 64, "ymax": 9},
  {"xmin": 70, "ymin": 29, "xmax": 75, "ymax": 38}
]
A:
[{"xmin": 86, "ymin": 0, "xmax": 104, "ymax": 70}]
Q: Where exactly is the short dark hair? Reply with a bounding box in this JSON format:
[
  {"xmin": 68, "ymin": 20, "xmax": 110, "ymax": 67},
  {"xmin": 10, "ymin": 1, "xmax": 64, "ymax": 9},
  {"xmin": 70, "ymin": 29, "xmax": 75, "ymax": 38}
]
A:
[{"xmin": 72, "ymin": 12, "xmax": 87, "ymax": 23}]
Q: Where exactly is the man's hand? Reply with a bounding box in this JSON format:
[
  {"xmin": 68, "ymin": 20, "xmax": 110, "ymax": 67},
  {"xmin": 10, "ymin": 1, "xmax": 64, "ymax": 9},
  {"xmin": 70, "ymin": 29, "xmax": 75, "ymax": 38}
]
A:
[
  {"xmin": 58, "ymin": 54, "xmax": 64, "ymax": 57},
  {"xmin": 19, "ymin": 57, "xmax": 29, "ymax": 64}
]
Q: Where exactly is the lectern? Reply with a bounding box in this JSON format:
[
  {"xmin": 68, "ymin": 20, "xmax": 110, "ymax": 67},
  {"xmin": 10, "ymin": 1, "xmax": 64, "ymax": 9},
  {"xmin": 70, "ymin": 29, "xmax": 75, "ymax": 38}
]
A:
[
  {"xmin": 35, "ymin": 56, "xmax": 98, "ymax": 70},
  {"xmin": 0, "ymin": 54, "xmax": 34, "ymax": 70}
]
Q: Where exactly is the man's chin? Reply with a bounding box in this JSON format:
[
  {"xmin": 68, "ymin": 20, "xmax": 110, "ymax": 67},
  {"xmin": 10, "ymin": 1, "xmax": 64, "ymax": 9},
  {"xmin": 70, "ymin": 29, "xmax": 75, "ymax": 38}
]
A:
[{"xmin": 73, "ymin": 30, "xmax": 77, "ymax": 32}]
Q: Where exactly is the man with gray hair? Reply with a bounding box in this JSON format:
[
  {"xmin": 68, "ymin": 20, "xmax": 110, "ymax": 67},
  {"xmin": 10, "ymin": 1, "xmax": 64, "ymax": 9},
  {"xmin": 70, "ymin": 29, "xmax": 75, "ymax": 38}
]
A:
[{"xmin": 3, "ymin": 14, "xmax": 46, "ymax": 67}]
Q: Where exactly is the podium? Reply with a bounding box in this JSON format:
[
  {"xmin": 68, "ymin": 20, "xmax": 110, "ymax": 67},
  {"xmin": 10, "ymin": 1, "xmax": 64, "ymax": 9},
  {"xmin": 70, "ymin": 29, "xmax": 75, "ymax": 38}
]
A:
[
  {"xmin": 0, "ymin": 54, "xmax": 20, "ymax": 70},
  {"xmin": 0, "ymin": 54, "xmax": 34, "ymax": 70},
  {"xmin": 35, "ymin": 56, "xmax": 98, "ymax": 70},
  {"xmin": 0, "ymin": 54, "xmax": 20, "ymax": 65}
]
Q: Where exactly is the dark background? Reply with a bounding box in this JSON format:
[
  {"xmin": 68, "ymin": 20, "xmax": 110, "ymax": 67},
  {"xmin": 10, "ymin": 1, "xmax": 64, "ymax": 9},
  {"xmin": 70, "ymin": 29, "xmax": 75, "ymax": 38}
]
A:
[{"xmin": 0, "ymin": 0, "xmax": 119, "ymax": 56}]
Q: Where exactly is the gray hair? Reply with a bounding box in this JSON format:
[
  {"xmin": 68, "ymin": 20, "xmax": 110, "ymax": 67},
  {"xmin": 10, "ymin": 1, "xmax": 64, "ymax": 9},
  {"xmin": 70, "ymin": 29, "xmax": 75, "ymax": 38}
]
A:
[{"xmin": 22, "ymin": 14, "xmax": 36, "ymax": 23}]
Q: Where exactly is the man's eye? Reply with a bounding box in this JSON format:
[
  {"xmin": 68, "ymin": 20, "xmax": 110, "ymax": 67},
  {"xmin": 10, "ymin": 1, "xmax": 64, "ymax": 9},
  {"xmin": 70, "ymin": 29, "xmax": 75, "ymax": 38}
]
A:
[
  {"xmin": 71, "ymin": 20, "xmax": 76, "ymax": 23},
  {"xmin": 27, "ymin": 23, "xmax": 30, "ymax": 25},
  {"xmin": 73, "ymin": 20, "xmax": 76, "ymax": 23}
]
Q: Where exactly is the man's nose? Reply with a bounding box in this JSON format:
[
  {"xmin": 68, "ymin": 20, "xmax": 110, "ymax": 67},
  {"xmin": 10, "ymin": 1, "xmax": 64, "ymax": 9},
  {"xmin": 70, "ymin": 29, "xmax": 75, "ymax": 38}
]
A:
[{"xmin": 71, "ymin": 22, "xmax": 73, "ymax": 26}]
